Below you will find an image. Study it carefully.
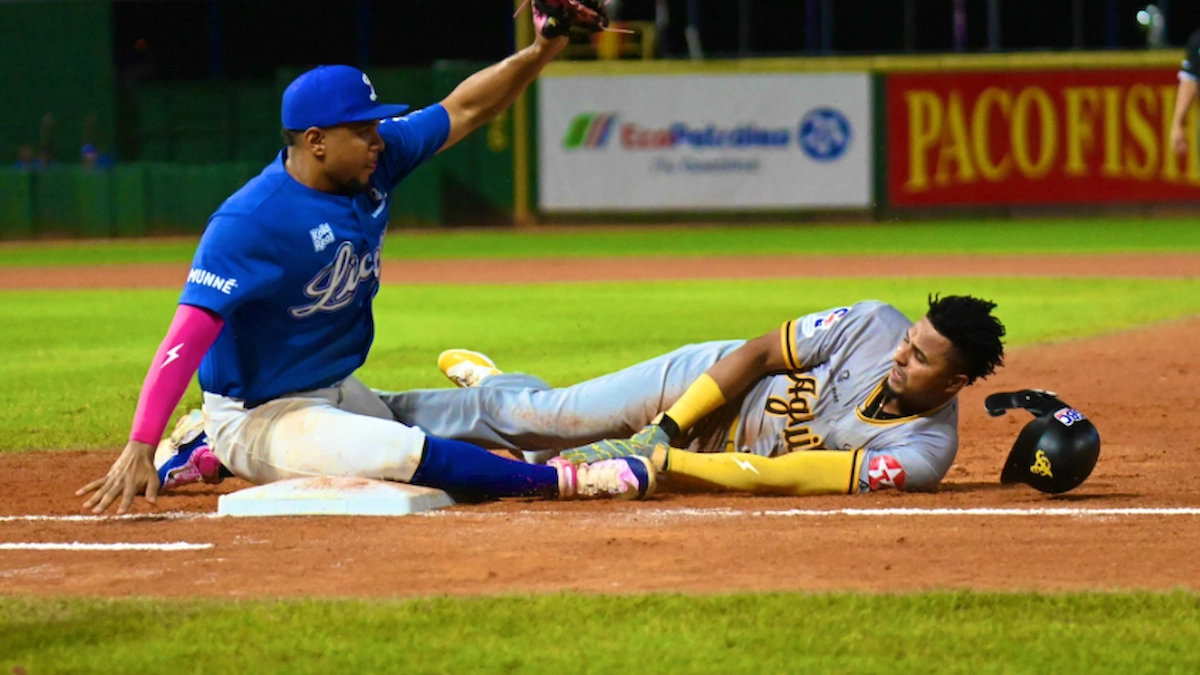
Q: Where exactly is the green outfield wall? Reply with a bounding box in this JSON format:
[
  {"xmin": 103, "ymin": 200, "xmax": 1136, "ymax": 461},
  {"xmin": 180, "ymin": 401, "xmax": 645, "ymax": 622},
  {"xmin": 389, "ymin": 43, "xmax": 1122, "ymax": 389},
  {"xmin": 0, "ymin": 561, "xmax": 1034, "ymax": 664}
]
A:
[
  {"xmin": 0, "ymin": 2, "xmax": 116, "ymax": 170},
  {"xmin": 0, "ymin": 163, "xmax": 261, "ymax": 238},
  {"xmin": 3, "ymin": 49, "xmax": 1196, "ymax": 239},
  {"xmin": 0, "ymin": 62, "xmax": 520, "ymax": 239}
]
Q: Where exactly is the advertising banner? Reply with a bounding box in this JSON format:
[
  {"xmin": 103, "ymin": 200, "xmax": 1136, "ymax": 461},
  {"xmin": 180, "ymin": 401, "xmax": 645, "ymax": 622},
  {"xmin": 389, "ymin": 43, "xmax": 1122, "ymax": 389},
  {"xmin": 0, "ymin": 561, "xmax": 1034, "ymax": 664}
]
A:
[
  {"xmin": 538, "ymin": 73, "xmax": 872, "ymax": 211},
  {"xmin": 887, "ymin": 69, "xmax": 1199, "ymax": 206}
]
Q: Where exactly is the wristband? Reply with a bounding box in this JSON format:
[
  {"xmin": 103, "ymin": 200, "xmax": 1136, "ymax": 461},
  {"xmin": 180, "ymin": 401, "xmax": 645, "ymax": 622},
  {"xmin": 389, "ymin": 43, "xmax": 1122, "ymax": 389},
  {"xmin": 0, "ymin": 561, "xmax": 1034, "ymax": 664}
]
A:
[
  {"xmin": 657, "ymin": 414, "xmax": 681, "ymax": 442},
  {"xmin": 664, "ymin": 373, "xmax": 727, "ymax": 431}
]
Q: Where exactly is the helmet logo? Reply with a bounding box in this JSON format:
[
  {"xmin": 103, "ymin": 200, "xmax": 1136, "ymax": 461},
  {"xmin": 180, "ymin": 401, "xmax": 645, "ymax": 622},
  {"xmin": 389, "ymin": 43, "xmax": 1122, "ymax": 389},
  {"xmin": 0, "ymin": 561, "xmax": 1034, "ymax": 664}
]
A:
[
  {"xmin": 1053, "ymin": 407, "xmax": 1085, "ymax": 426},
  {"xmin": 1029, "ymin": 450, "xmax": 1054, "ymax": 478}
]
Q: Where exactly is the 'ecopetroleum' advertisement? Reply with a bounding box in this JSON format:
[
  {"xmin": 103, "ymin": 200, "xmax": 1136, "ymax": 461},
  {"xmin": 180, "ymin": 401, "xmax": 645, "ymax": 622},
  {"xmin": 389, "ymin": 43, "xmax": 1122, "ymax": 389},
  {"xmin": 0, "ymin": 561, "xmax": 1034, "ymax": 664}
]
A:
[
  {"xmin": 538, "ymin": 73, "xmax": 873, "ymax": 211},
  {"xmin": 887, "ymin": 69, "xmax": 1199, "ymax": 206}
]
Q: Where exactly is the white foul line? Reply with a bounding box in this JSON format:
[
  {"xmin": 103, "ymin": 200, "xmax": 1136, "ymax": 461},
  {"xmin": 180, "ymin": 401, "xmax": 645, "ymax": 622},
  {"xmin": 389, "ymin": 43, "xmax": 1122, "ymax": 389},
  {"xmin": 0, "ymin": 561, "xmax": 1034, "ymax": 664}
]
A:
[
  {"xmin": 0, "ymin": 512, "xmax": 215, "ymax": 523},
  {"xmin": 422, "ymin": 506, "xmax": 1200, "ymax": 518},
  {"xmin": 0, "ymin": 542, "xmax": 212, "ymax": 551},
  {"xmin": 754, "ymin": 507, "xmax": 1200, "ymax": 517}
]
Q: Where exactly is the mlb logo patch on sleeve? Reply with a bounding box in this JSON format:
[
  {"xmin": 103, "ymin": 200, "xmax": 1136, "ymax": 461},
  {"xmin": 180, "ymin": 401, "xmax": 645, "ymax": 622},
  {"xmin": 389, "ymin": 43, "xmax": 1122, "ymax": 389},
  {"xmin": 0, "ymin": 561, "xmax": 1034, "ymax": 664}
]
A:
[
  {"xmin": 800, "ymin": 307, "xmax": 849, "ymax": 338},
  {"xmin": 867, "ymin": 454, "xmax": 906, "ymax": 491}
]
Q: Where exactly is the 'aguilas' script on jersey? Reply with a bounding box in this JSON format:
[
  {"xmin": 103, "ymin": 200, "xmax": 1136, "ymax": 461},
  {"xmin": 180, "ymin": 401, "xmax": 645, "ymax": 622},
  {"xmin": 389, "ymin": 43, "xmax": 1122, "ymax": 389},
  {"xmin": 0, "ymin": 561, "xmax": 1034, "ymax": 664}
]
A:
[
  {"xmin": 289, "ymin": 241, "xmax": 382, "ymax": 318},
  {"xmin": 764, "ymin": 373, "xmax": 823, "ymax": 452}
]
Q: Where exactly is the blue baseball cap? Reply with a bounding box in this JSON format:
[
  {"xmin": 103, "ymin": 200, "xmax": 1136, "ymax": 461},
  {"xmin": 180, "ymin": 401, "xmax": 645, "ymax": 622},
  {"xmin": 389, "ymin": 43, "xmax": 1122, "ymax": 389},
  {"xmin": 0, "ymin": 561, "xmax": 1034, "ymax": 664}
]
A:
[{"xmin": 281, "ymin": 65, "xmax": 410, "ymax": 130}]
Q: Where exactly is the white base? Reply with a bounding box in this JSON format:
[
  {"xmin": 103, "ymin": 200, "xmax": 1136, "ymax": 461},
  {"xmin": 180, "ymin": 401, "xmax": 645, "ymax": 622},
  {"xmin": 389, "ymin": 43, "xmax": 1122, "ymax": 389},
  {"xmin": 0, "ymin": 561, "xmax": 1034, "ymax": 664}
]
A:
[{"xmin": 217, "ymin": 477, "xmax": 456, "ymax": 517}]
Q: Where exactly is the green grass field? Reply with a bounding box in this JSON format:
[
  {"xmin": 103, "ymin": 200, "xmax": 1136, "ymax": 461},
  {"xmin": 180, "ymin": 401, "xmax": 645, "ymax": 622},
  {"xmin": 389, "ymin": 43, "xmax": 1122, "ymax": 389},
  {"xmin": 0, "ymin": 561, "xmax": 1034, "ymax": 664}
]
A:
[
  {"xmin": 2, "ymin": 220, "xmax": 1198, "ymax": 673},
  {"xmin": 3, "ymin": 276, "xmax": 1199, "ymax": 452},
  {"xmin": 1, "ymin": 216, "xmax": 1199, "ymax": 266},
  {"xmin": 4, "ymin": 592, "xmax": 1200, "ymax": 674}
]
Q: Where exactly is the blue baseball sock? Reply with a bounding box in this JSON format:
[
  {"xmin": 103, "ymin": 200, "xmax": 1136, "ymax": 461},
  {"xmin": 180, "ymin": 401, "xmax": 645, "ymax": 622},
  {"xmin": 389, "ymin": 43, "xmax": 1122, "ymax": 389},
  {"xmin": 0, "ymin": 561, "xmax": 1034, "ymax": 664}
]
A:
[{"xmin": 410, "ymin": 436, "xmax": 559, "ymax": 502}]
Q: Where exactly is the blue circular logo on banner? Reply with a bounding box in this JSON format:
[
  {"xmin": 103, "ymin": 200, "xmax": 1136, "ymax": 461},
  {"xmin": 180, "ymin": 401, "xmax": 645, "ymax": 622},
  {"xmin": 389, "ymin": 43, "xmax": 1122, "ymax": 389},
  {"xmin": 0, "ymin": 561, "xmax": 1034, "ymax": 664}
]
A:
[{"xmin": 798, "ymin": 108, "xmax": 852, "ymax": 161}]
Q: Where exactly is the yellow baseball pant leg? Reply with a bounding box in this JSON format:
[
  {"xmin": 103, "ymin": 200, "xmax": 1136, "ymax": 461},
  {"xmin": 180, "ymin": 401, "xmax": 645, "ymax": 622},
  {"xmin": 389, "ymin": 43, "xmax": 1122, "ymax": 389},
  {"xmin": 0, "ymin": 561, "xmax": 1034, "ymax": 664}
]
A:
[{"xmin": 662, "ymin": 448, "xmax": 865, "ymax": 496}]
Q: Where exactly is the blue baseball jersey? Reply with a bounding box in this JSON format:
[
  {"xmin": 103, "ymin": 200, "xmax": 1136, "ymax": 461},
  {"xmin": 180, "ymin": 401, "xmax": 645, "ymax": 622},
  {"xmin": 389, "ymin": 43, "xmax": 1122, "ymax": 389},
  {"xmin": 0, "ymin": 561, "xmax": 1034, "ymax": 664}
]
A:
[{"xmin": 180, "ymin": 105, "xmax": 451, "ymax": 402}]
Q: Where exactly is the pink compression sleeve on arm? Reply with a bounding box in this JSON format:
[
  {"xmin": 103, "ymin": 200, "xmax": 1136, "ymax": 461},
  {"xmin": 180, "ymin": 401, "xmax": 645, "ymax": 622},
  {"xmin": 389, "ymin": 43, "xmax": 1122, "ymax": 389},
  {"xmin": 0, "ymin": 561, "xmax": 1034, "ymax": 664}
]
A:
[{"xmin": 128, "ymin": 304, "xmax": 224, "ymax": 445}]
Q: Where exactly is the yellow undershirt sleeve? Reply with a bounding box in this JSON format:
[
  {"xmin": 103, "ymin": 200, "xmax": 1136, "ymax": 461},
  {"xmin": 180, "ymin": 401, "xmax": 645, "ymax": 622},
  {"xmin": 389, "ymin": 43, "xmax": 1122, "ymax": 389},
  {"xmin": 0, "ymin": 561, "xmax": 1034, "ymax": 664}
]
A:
[
  {"xmin": 663, "ymin": 449, "xmax": 865, "ymax": 496},
  {"xmin": 663, "ymin": 373, "xmax": 727, "ymax": 431}
]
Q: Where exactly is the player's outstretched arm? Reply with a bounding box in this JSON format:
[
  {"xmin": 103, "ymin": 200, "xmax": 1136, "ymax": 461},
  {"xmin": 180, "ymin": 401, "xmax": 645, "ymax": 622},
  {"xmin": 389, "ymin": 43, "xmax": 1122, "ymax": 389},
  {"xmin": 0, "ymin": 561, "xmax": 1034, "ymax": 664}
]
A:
[
  {"xmin": 438, "ymin": 32, "xmax": 567, "ymax": 153},
  {"xmin": 651, "ymin": 447, "xmax": 866, "ymax": 496},
  {"xmin": 76, "ymin": 303, "xmax": 223, "ymax": 514},
  {"xmin": 560, "ymin": 328, "xmax": 789, "ymax": 464}
]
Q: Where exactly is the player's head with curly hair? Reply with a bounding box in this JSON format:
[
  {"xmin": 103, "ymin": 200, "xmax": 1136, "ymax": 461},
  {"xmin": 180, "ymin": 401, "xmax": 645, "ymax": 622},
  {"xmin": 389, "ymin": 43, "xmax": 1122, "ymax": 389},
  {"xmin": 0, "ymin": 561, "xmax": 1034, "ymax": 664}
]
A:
[{"xmin": 924, "ymin": 293, "xmax": 1006, "ymax": 385}]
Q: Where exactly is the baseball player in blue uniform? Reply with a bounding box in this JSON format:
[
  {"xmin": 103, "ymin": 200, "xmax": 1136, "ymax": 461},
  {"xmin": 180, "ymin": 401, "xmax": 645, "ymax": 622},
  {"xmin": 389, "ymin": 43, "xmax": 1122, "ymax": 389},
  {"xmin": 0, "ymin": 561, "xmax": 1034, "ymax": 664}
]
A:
[
  {"xmin": 383, "ymin": 295, "xmax": 1006, "ymax": 495},
  {"xmin": 78, "ymin": 15, "xmax": 654, "ymax": 515}
]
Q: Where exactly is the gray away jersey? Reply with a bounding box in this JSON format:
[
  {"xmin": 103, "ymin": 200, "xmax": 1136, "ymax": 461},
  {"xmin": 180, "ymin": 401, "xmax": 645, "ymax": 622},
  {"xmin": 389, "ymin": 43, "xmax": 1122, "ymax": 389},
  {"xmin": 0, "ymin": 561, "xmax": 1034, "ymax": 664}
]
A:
[
  {"xmin": 380, "ymin": 300, "xmax": 959, "ymax": 493},
  {"xmin": 730, "ymin": 301, "xmax": 958, "ymax": 492}
]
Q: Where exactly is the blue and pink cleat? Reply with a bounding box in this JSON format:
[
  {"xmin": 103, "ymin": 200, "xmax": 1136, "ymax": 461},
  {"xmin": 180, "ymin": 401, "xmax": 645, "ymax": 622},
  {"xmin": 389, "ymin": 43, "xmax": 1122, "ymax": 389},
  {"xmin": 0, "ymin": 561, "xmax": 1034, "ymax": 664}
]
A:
[
  {"xmin": 153, "ymin": 409, "xmax": 229, "ymax": 490},
  {"xmin": 548, "ymin": 455, "xmax": 656, "ymax": 500}
]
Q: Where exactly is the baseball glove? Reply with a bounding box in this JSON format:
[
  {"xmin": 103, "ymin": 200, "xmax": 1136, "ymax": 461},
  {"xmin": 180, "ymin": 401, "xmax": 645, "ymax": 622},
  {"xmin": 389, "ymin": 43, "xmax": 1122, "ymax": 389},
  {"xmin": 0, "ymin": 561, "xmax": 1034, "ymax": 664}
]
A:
[{"xmin": 525, "ymin": 0, "xmax": 611, "ymax": 39}]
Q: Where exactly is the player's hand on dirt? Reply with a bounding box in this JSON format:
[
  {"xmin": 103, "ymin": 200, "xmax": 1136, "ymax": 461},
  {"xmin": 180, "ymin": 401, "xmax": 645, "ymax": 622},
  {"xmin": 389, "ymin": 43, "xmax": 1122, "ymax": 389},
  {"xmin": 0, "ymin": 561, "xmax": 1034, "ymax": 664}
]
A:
[
  {"xmin": 559, "ymin": 423, "xmax": 670, "ymax": 464},
  {"xmin": 1171, "ymin": 124, "xmax": 1188, "ymax": 155},
  {"xmin": 76, "ymin": 440, "xmax": 160, "ymax": 515}
]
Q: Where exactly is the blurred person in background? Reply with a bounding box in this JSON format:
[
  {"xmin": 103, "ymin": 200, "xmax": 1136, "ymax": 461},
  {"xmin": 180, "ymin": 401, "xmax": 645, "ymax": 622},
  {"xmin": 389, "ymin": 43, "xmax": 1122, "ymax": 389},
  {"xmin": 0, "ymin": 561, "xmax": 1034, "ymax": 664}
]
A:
[
  {"xmin": 81, "ymin": 143, "xmax": 116, "ymax": 170},
  {"xmin": 1170, "ymin": 26, "xmax": 1200, "ymax": 155},
  {"xmin": 81, "ymin": 144, "xmax": 99, "ymax": 169},
  {"xmin": 13, "ymin": 145, "xmax": 41, "ymax": 171},
  {"xmin": 37, "ymin": 113, "xmax": 56, "ymax": 168}
]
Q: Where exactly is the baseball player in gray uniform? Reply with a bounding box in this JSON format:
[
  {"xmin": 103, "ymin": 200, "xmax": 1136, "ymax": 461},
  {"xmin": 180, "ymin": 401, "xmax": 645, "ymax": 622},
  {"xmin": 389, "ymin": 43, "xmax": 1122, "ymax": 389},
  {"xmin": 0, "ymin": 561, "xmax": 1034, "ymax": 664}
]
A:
[{"xmin": 382, "ymin": 295, "xmax": 1006, "ymax": 494}]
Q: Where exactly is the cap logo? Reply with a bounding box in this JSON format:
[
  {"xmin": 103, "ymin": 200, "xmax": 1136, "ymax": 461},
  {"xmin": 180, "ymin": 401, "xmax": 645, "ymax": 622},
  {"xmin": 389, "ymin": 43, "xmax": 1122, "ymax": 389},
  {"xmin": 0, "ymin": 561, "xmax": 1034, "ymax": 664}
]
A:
[
  {"xmin": 1029, "ymin": 450, "xmax": 1054, "ymax": 478},
  {"xmin": 362, "ymin": 73, "xmax": 378, "ymax": 102}
]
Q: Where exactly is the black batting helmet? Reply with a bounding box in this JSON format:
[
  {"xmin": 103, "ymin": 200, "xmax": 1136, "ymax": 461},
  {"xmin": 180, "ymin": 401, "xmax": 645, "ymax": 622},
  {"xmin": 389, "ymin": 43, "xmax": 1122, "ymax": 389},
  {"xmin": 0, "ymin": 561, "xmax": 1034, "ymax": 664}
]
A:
[{"xmin": 984, "ymin": 389, "xmax": 1101, "ymax": 494}]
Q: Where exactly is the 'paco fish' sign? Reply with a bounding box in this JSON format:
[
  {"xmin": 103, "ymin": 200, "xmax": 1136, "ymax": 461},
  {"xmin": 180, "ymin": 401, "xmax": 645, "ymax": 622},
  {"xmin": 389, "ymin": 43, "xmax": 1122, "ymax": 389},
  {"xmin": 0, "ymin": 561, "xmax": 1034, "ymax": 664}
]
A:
[{"xmin": 887, "ymin": 69, "xmax": 1200, "ymax": 206}]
